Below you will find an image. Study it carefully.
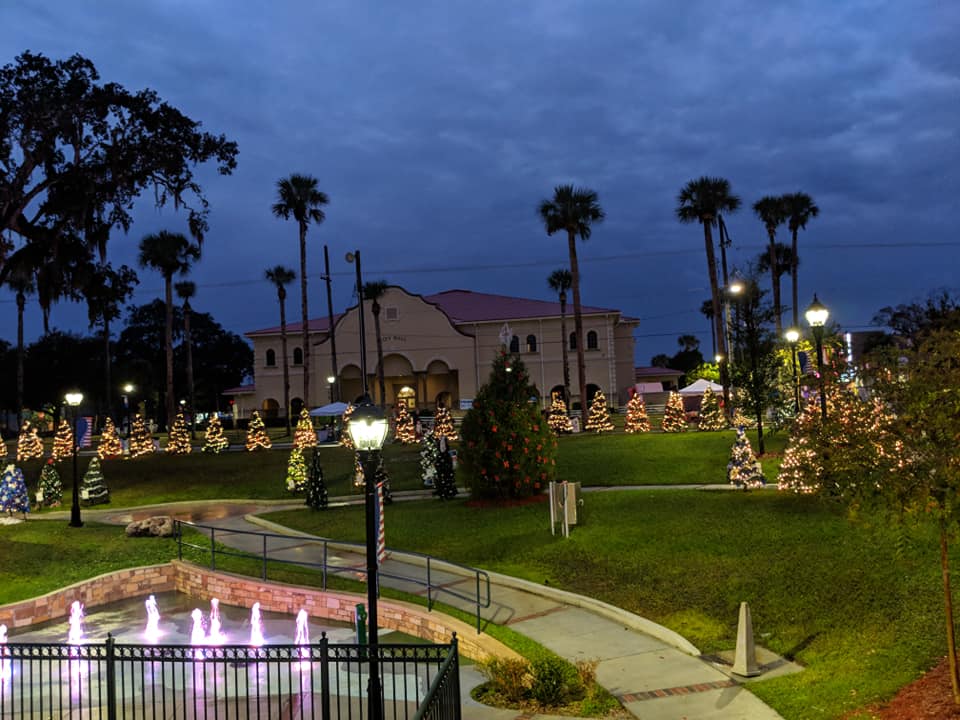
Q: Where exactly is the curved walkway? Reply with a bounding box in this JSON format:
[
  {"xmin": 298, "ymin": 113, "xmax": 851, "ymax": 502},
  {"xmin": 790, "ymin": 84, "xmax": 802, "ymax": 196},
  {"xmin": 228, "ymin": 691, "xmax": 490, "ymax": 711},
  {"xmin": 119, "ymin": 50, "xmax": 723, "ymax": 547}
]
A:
[{"xmin": 63, "ymin": 492, "xmax": 786, "ymax": 720}]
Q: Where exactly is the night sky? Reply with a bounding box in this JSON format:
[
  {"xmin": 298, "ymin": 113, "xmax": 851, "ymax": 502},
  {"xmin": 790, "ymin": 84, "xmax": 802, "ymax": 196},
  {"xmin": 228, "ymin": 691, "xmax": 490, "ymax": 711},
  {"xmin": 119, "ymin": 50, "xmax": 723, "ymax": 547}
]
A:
[{"xmin": 3, "ymin": 2, "xmax": 958, "ymax": 365}]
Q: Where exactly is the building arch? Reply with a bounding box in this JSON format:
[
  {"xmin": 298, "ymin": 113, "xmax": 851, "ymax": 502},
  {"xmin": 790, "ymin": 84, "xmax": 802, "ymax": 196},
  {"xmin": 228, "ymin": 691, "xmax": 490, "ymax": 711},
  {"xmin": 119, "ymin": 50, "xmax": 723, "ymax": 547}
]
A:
[
  {"xmin": 290, "ymin": 397, "xmax": 304, "ymax": 416},
  {"xmin": 526, "ymin": 334, "xmax": 537, "ymax": 352},
  {"xmin": 265, "ymin": 348, "xmax": 276, "ymax": 367},
  {"xmin": 586, "ymin": 383, "xmax": 601, "ymax": 407},
  {"xmin": 550, "ymin": 384, "xmax": 566, "ymax": 402},
  {"xmin": 426, "ymin": 358, "xmax": 451, "ymax": 375},
  {"xmin": 569, "ymin": 332, "xmax": 577, "ymax": 351},
  {"xmin": 262, "ymin": 398, "xmax": 280, "ymax": 418},
  {"xmin": 379, "ymin": 352, "xmax": 415, "ymax": 377},
  {"xmin": 435, "ymin": 391, "xmax": 453, "ymax": 409},
  {"xmin": 587, "ymin": 330, "xmax": 599, "ymax": 350},
  {"xmin": 292, "ymin": 347, "xmax": 303, "ymax": 365},
  {"xmin": 509, "ymin": 335, "xmax": 520, "ymax": 353}
]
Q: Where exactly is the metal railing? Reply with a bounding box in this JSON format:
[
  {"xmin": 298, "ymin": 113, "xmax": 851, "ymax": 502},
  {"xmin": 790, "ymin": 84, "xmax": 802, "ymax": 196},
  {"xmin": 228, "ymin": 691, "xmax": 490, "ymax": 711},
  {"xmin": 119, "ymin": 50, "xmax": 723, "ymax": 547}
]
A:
[
  {"xmin": 175, "ymin": 521, "xmax": 491, "ymax": 633},
  {"xmin": 0, "ymin": 635, "xmax": 459, "ymax": 719}
]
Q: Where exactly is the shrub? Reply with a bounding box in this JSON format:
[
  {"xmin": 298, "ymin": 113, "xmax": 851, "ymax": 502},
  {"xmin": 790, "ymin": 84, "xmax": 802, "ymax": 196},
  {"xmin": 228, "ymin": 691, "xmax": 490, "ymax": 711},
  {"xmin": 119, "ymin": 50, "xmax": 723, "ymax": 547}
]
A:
[
  {"xmin": 479, "ymin": 657, "xmax": 530, "ymax": 703},
  {"xmin": 529, "ymin": 653, "xmax": 581, "ymax": 706}
]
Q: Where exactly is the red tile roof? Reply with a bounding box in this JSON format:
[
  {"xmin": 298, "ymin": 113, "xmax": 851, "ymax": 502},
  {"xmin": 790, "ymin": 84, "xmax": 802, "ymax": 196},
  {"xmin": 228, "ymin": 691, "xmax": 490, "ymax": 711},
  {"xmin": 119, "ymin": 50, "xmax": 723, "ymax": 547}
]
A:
[
  {"xmin": 223, "ymin": 384, "xmax": 255, "ymax": 394},
  {"xmin": 634, "ymin": 366, "xmax": 683, "ymax": 379},
  {"xmin": 425, "ymin": 289, "xmax": 621, "ymax": 323},
  {"xmin": 247, "ymin": 315, "xmax": 341, "ymax": 337}
]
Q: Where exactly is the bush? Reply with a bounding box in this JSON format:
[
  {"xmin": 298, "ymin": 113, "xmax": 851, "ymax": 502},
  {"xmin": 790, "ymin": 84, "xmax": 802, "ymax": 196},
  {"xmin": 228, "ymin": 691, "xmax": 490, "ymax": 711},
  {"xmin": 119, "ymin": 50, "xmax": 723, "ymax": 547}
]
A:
[
  {"xmin": 479, "ymin": 657, "xmax": 530, "ymax": 703},
  {"xmin": 529, "ymin": 653, "xmax": 581, "ymax": 705}
]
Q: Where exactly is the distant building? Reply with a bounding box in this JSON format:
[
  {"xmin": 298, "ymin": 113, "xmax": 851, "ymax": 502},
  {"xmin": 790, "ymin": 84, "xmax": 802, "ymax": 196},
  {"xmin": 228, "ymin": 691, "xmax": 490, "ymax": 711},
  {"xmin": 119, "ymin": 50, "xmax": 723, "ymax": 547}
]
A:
[{"xmin": 233, "ymin": 286, "xmax": 638, "ymax": 418}]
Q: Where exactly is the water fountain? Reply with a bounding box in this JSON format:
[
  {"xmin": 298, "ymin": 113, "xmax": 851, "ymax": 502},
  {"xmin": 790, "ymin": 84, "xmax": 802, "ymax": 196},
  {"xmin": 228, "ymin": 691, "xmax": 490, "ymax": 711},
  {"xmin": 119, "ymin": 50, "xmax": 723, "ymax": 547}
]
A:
[
  {"xmin": 208, "ymin": 598, "xmax": 226, "ymax": 644},
  {"xmin": 190, "ymin": 608, "xmax": 206, "ymax": 645},
  {"xmin": 249, "ymin": 602, "xmax": 265, "ymax": 647},
  {"xmin": 144, "ymin": 595, "xmax": 161, "ymax": 643},
  {"xmin": 294, "ymin": 608, "xmax": 310, "ymax": 666},
  {"xmin": 67, "ymin": 601, "xmax": 84, "ymax": 646}
]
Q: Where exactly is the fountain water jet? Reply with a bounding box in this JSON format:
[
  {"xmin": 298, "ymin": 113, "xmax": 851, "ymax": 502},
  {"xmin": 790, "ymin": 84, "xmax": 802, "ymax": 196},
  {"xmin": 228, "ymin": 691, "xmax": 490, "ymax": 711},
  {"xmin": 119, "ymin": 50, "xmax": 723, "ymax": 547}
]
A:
[
  {"xmin": 144, "ymin": 595, "xmax": 162, "ymax": 643},
  {"xmin": 249, "ymin": 603, "xmax": 264, "ymax": 647},
  {"xmin": 67, "ymin": 601, "xmax": 84, "ymax": 646},
  {"xmin": 208, "ymin": 598, "xmax": 226, "ymax": 644},
  {"xmin": 294, "ymin": 609, "xmax": 310, "ymax": 666}
]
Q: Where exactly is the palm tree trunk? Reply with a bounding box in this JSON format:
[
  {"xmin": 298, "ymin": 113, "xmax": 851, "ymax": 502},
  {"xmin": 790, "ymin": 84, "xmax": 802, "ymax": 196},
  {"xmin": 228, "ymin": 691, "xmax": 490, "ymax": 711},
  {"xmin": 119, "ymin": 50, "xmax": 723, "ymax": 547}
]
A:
[
  {"xmin": 164, "ymin": 274, "xmax": 175, "ymax": 431},
  {"xmin": 703, "ymin": 222, "xmax": 730, "ymax": 416},
  {"xmin": 560, "ymin": 293, "xmax": 570, "ymax": 412},
  {"xmin": 567, "ymin": 229, "xmax": 587, "ymax": 419},
  {"xmin": 324, "ymin": 244, "xmax": 339, "ymax": 402},
  {"xmin": 103, "ymin": 317, "xmax": 112, "ymax": 423},
  {"xmin": 279, "ymin": 291, "xmax": 291, "ymax": 437},
  {"xmin": 768, "ymin": 230, "xmax": 783, "ymax": 336},
  {"xmin": 184, "ymin": 302, "xmax": 195, "ymax": 439},
  {"xmin": 940, "ymin": 522, "xmax": 960, "ymax": 704},
  {"xmin": 791, "ymin": 228, "xmax": 800, "ymax": 329},
  {"xmin": 373, "ymin": 304, "xmax": 386, "ymax": 409},
  {"xmin": 16, "ymin": 292, "xmax": 24, "ymax": 429},
  {"xmin": 299, "ymin": 221, "xmax": 311, "ymax": 409}
]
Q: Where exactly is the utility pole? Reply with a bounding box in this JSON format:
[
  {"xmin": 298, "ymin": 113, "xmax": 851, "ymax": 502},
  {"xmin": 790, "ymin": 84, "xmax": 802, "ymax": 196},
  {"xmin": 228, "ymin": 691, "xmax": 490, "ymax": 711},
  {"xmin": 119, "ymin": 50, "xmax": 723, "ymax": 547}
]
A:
[{"xmin": 323, "ymin": 245, "xmax": 340, "ymax": 402}]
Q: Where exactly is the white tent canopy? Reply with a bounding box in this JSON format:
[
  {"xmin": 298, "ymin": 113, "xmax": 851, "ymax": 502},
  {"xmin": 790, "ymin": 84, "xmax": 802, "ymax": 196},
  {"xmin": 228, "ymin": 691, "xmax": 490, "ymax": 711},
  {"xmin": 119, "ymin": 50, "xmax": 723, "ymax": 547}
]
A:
[
  {"xmin": 678, "ymin": 378, "xmax": 723, "ymax": 396},
  {"xmin": 309, "ymin": 402, "xmax": 349, "ymax": 416}
]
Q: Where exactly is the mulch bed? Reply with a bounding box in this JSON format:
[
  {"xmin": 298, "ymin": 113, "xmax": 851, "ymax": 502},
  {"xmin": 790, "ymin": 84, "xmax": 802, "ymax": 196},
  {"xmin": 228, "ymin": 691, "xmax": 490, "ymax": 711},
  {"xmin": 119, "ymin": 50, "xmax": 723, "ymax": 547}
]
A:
[{"xmin": 845, "ymin": 657, "xmax": 960, "ymax": 719}]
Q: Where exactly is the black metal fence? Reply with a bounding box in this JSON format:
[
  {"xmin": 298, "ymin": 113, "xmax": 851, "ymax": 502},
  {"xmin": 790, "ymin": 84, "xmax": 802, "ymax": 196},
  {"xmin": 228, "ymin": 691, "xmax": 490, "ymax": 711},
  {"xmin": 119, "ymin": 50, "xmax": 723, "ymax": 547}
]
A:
[{"xmin": 0, "ymin": 634, "xmax": 459, "ymax": 720}]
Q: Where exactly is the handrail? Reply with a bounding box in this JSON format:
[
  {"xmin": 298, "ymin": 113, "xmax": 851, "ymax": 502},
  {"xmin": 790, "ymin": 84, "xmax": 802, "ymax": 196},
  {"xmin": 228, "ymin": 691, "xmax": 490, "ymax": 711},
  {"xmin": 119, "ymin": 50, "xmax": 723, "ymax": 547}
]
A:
[{"xmin": 175, "ymin": 520, "xmax": 492, "ymax": 633}]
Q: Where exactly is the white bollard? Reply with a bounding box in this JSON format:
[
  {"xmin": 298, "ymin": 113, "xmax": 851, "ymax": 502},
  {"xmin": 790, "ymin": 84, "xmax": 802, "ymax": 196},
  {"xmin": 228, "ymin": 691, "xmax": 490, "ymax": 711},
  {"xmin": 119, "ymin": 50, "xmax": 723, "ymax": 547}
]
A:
[{"xmin": 731, "ymin": 601, "xmax": 761, "ymax": 677}]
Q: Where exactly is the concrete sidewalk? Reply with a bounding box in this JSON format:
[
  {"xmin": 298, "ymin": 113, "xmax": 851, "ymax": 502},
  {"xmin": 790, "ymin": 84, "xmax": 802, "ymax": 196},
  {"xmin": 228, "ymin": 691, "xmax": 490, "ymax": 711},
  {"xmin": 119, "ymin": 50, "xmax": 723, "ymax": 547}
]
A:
[{"xmin": 81, "ymin": 494, "xmax": 787, "ymax": 719}]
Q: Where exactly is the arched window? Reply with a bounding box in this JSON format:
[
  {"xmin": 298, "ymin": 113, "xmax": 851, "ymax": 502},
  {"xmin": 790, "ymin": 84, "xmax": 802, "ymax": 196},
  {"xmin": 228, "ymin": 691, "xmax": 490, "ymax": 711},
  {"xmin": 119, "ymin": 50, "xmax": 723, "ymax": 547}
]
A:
[
  {"xmin": 526, "ymin": 334, "xmax": 537, "ymax": 353},
  {"xmin": 265, "ymin": 349, "xmax": 276, "ymax": 367},
  {"xmin": 509, "ymin": 335, "xmax": 520, "ymax": 353},
  {"xmin": 587, "ymin": 330, "xmax": 599, "ymax": 350},
  {"xmin": 569, "ymin": 332, "xmax": 577, "ymax": 351},
  {"xmin": 292, "ymin": 347, "xmax": 303, "ymax": 365}
]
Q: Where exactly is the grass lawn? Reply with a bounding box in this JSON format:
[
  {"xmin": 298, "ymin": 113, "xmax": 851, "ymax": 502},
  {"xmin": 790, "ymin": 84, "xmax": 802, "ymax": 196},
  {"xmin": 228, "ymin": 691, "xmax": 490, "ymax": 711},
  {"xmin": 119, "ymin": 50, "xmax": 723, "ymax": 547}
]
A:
[{"xmin": 266, "ymin": 490, "xmax": 952, "ymax": 720}]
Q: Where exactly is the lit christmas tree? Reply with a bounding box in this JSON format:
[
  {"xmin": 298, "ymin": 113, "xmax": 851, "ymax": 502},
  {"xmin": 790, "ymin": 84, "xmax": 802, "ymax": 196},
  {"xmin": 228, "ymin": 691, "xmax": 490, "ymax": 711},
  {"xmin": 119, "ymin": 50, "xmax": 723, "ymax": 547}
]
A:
[
  {"xmin": 433, "ymin": 437, "xmax": 457, "ymax": 500},
  {"xmin": 624, "ymin": 394, "xmax": 651, "ymax": 433},
  {"xmin": 727, "ymin": 427, "xmax": 765, "ymax": 489},
  {"xmin": 245, "ymin": 411, "xmax": 273, "ymax": 451},
  {"xmin": 776, "ymin": 400, "xmax": 823, "ymax": 494},
  {"xmin": 37, "ymin": 459, "xmax": 62, "ymax": 507},
  {"xmin": 293, "ymin": 408, "xmax": 318, "ymax": 450},
  {"xmin": 305, "ymin": 447, "xmax": 328, "ymax": 510},
  {"xmin": 165, "ymin": 413, "xmax": 192, "ymax": 454},
  {"xmin": 730, "ymin": 407, "xmax": 754, "ymax": 430},
  {"xmin": 420, "ymin": 431, "xmax": 440, "ymax": 487},
  {"xmin": 394, "ymin": 404, "xmax": 416, "ymax": 444},
  {"xmin": 697, "ymin": 387, "xmax": 726, "ymax": 431},
  {"xmin": 353, "ymin": 454, "xmax": 365, "ymax": 488},
  {"xmin": 80, "ymin": 457, "xmax": 110, "ymax": 506},
  {"xmin": 547, "ymin": 393, "xmax": 573, "ymax": 434},
  {"xmin": 0, "ymin": 465, "xmax": 30, "ymax": 516},
  {"xmin": 0, "ymin": 435, "xmax": 6, "ymax": 459},
  {"xmin": 97, "ymin": 418, "xmax": 123, "ymax": 460},
  {"xmin": 585, "ymin": 390, "xmax": 615, "ymax": 433},
  {"xmin": 51, "ymin": 419, "xmax": 75, "ymax": 462},
  {"xmin": 433, "ymin": 406, "xmax": 458, "ymax": 442},
  {"xmin": 128, "ymin": 414, "xmax": 155, "ymax": 457},
  {"xmin": 202, "ymin": 414, "xmax": 229, "ymax": 453},
  {"xmin": 660, "ymin": 392, "xmax": 688, "ymax": 433},
  {"xmin": 340, "ymin": 404, "xmax": 355, "ymax": 450},
  {"xmin": 16, "ymin": 421, "xmax": 43, "ymax": 462},
  {"xmin": 286, "ymin": 448, "xmax": 307, "ymax": 493}
]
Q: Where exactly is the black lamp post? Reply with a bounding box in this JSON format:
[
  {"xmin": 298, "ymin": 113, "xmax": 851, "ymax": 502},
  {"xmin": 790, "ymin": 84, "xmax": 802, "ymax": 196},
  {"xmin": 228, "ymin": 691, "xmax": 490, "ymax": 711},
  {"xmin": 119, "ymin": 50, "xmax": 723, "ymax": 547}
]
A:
[
  {"xmin": 327, "ymin": 375, "xmax": 336, "ymax": 404},
  {"xmin": 121, "ymin": 383, "xmax": 135, "ymax": 437},
  {"xmin": 65, "ymin": 391, "xmax": 83, "ymax": 528},
  {"xmin": 784, "ymin": 328, "xmax": 800, "ymax": 414},
  {"xmin": 804, "ymin": 295, "xmax": 829, "ymax": 420}
]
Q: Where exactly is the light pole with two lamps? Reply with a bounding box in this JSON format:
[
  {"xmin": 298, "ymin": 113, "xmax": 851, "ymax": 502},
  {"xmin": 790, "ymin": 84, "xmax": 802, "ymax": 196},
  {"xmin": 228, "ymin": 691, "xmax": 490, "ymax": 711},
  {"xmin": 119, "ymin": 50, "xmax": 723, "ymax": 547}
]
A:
[
  {"xmin": 65, "ymin": 392, "xmax": 84, "ymax": 528},
  {"xmin": 804, "ymin": 295, "xmax": 830, "ymax": 420},
  {"xmin": 784, "ymin": 329, "xmax": 800, "ymax": 414}
]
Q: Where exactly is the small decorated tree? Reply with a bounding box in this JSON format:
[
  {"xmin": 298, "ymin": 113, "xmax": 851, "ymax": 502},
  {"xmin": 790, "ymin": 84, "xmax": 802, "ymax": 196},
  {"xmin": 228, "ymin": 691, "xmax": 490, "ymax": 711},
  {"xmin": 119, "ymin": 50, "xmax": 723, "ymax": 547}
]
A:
[
  {"xmin": 305, "ymin": 447, "xmax": 329, "ymax": 510},
  {"xmin": 17, "ymin": 422, "xmax": 43, "ymax": 462},
  {"xmin": 394, "ymin": 405, "xmax": 416, "ymax": 444},
  {"xmin": 420, "ymin": 431, "xmax": 440, "ymax": 487},
  {"xmin": 286, "ymin": 448, "xmax": 308, "ymax": 493},
  {"xmin": 433, "ymin": 437, "xmax": 458, "ymax": 500},
  {"xmin": 697, "ymin": 387, "xmax": 726, "ymax": 431},
  {"xmin": 245, "ymin": 411, "xmax": 273, "ymax": 451},
  {"xmin": 727, "ymin": 426, "xmax": 765, "ymax": 489},
  {"xmin": 340, "ymin": 404, "xmax": 355, "ymax": 450},
  {"xmin": 0, "ymin": 435, "xmax": 7, "ymax": 459},
  {"xmin": 585, "ymin": 391, "xmax": 615, "ymax": 433},
  {"xmin": 203, "ymin": 414, "xmax": 229, "ymax": 453},
  {"xmin": 547, "ymin": 393, "xmax": 573, "ymax": 434},
  {"xmin": 51, "ymin": 419, "xmax": 75, "ymax": 461},
  {"xmin": 776, "ymin": 400, "xmax": 824, "ymax": 494},
  {"xmin": 37, "ymin": 459, "xmax": 62, "ymax": 507},
  {"xmin": 660, "ymin": 392, "xmax": 688, "ymax": 433},
  {"xmin": 80, "ymin": 457, "xmax": 110, "ymax": 506},
  {"xmin": 624, "ymin": 394, "xmax": 651, "ymax": 433},
  {"xmin": 97, "ymin": 418, "xmax": 123, "ymax": 459},
  {"xmin": 0, "ymin": 465, "xmax": 30, "ymax": 516},
  {"xmin": 128, "ymin": 414, "xmax": 155, "ymax": 457},
  {"xmin": 293, "ymin": 409, "xmax": 317, "ymax": 450},
  {"xmin": 374, "ymin": 458, "xmax": 393, "ymax": 504},
  {"xmin": 433, "ymin": 406, "xmax": 458, "ymax": 442},
  {"xmin": 166, "ymin": 413, "xmax": 192, "ymax": 454}
]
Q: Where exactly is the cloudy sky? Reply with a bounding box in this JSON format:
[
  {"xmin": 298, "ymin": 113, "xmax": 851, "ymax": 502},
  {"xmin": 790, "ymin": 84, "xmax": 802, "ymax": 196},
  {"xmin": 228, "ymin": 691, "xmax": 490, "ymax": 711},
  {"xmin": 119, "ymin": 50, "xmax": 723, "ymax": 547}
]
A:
[{"xmin": 2, "ymin": 1, "xmax": 958, "ymax": 364}]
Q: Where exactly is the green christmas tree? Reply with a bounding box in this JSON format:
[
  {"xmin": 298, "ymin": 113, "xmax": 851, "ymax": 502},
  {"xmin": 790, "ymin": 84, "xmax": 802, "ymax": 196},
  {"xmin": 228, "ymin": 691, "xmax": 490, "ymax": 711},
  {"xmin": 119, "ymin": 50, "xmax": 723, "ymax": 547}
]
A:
[
  {"xmin": 80, "ymin": 456, "xmax": 110, "ymax": 506},
  {"xmin": 727, "ymin": 427, "xmax": 765, "ymax": 489},
  {"xmin": 305, "ymin": 447, "xmax": 329, "ymax": 510},
  {"xmin": 203, "ymin": 414, "xmax": 229, "ymax": 453},
  {"xmin": 585, "ymin": 391, "xmax": 615, "ymax": 433},
  {"xmin": 293, "ymin": 408, "xmax": 318, "ymax": 450},
  {"xmin": 37, "ymin": 459, "xmax": 63, "ymax": 507},
  {"xmin": 433, "ymin": 437, "xmax": 458, "ymax": 500},
  {"xmin": 624, "ymin": 394, "xmax": 651, "ymax": 433},
  {"xmin": 660, "ymin": 392, "xmax": 688, "ymax": 433},
  {"xmin": 394, "ymin": 404, "xmax": 416, "ymax": 444},
  {"xmin": 547, "ymin": 393, "xmax": 573, "ymax": 434},
  {"xmin": 245, "ymin": 411, "xmax": 273, "ymax": 451},
  {"xmin": 433, "ymin": 406, "xmax": 458, "ymax": 442},
  {"xmin": 420, "ymin": 431, "xmax": 440, "ymax": 487},
  {"xmin": 697, "ymin": 387, "xmax": 726, "ymax": 431},
  {"xmin": 286, "ymin": 448, "xmax": 308, "ymax": 493},
  {"xmin": 459, "ymin": 350, "xmax": 558, "ymax": 499}
]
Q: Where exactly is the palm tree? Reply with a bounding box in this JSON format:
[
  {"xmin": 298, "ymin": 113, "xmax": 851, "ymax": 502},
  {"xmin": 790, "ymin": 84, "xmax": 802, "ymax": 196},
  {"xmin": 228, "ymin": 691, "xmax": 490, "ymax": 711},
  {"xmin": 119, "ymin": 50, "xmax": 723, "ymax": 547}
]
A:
[
  {"xmin": 752, "ymin": 196, "xmax": 788, "ymax": 335},
  {"xmin": 138, "ymin": 231, "xmax": 200, "ymax": 430},
  {"xmin": 6, "ymin": 258, "xmax": 34, "ymax": 428},
  {"xmin": 755, "ymin": 242, "xmax": 797, "ymax": 330},
  {"xmin": 781, "ymin": 192, "xmax": 819, "ymax": 328},
  {"xmin": 700, "ymin": 298, "xmax": 716, "ymax": 357},
  {"xmin": 265, "ymin": 265, "xmax": 296, "ymax": 436},
  {"xmin": 538, "ymin": 185, "xmax": 605, "ymax": 416},
  {"xmin": 272, "ymin": 174, "xmax": 329, "ymax": 410},
  {"xmin": 175, "ymin": 280, "xmax": 197, "ymax": 438},
  {"xmin": 547, "ymin": 269, "xmax": 573, "ymax": 410},
  {"xmin": 363, "ymin": 280, "xmax": 390, "ymax": 409},
  {"xmin": 676, "ymin": 177, "xmax": 742, "ymax": 415}
]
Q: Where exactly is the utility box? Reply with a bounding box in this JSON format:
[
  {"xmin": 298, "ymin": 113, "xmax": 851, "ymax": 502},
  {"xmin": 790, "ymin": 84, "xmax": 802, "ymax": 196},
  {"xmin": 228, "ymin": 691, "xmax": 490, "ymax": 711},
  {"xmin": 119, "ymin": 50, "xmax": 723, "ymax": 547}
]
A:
[
  {"xmin": 549, "ymin": 481, "xmax": 583, "ymax": 537},
  {"xmin": 565, "ymin": 481, "xmax": 582, "ymax": 525}
]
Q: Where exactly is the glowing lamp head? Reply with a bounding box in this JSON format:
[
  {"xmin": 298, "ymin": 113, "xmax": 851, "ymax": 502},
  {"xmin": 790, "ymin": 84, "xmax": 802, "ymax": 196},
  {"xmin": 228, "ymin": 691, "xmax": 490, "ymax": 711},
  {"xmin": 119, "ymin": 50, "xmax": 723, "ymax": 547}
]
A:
[
  {"xmin": 122, "ymin": 383, "xmax": 134, "ymax": 394},
  {"xmin": 785, "ymin": 328, "xmax": 800, "ymax": 344},
  {"xmin": 805, "ymin": 294, "xmax": 829, "ymax": 328},
  {"xmin": 714, "ymin": 354, "xmax": 723, "ymax": 364},
  {"xmin": 728, "ymin": 281, "xmax": 744, "ymax": 295},
  {"xmin": 326, "ymin": 375, "xmax": 336, "ymax": 385},
  {"xmin": 347, "ymin": 397, "xmax": 389, "ymax": 451},
  {"xmin": 65, "ymin": 392, "xmax": 83, "ymax": 407}
]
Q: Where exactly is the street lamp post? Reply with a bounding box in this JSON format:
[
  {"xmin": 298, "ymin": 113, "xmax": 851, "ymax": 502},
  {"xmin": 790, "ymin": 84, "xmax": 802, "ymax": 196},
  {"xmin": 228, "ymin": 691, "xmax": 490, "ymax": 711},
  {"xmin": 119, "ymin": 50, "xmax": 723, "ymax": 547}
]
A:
[
  {"xmin": 122, "ymin": 383, "xmax": 135, "ymax": 437},
  {"xmin": 65, "ymin": 392, "xmax": 84, "ymax": 528},
  {"xmin": 784, "ymin": 329, "xmax": 800, "ymax": 414},
  {"xmin": 804, "ymin": 295, "xmax": 830, "ymax": 420},
  {"xmin": 327, "ymin": 375, "xmax": 336, "ymax": 404}
]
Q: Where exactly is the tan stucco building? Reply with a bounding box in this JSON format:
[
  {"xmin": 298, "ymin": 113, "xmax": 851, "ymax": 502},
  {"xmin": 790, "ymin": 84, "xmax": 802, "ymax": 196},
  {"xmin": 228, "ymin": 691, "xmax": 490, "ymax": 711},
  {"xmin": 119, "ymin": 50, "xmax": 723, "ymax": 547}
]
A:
[{"xmin": 232, "ymin": 287, "xmax": 638, "ymax": 417}]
